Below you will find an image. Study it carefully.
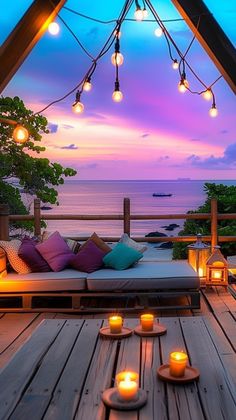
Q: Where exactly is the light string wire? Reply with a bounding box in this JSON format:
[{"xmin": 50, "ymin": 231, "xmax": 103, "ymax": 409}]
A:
[
  {"xmin": 36, "ymin": 0, "xmax": 222, "ymax": 115},
  {"xmin": 35, "ymin": 0, "xmax": 133, "ymax": 114}
]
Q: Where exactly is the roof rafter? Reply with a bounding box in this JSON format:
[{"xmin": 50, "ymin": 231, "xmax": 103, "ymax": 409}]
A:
[
  {"xmin": 0, "ymin": 0, "xmax": 67, "ymax": 93},
  {"xmin": 171, "ymin": 0, "xmax": 236, "ymax": 94}
]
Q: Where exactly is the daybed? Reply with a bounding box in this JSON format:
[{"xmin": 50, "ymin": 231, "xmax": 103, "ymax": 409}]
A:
[{"xmin": 0, "ymin": 245, "xmax": 200, "ymax": 312}]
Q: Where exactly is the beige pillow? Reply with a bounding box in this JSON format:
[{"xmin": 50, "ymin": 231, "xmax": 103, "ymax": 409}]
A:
[
  {"xmin": 0, "ymin": 239, "xmax": 31, "ymax": 274},
  {"xmin": 119, "ymin": 233, "xmax": 147, "ymax": 254},
  {"xmin": 81, "ymin": 232, "xmax": 112, "ymax": 253}
]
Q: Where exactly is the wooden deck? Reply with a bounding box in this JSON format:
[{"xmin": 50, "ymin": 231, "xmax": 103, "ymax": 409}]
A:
[{"xmin": 0, "ymin": 286, "xmax": 235, "ymax": 371}]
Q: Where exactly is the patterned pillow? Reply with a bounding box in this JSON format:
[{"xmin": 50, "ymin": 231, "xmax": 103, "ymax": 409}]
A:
[
  {"xmin": 0, "ymin": 239, "xmax": 31, "ymax": 274},
  {"xmin": 119, "ymin": 233, "xmax": 147, "ymax": 253}
]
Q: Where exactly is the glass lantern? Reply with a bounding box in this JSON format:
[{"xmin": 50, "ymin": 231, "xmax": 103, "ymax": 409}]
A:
[
  {"xmin": 187, "ymin": 234, "xmax": 210, "ymax": 277},
  {"xmin": 206, "ymin": 246, "xmax": 228, "ymax": 286}
]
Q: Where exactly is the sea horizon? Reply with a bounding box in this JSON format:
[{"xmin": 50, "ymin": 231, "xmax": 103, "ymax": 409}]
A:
[{"xmin": 44, "ymin": 179, "xmax": 236, "ymax": 237}]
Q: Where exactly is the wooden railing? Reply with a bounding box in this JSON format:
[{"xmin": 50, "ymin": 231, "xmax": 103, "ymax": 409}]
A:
[{"xmin": 0, "ymin": 198, "xmax": 236, "ymax": 247}]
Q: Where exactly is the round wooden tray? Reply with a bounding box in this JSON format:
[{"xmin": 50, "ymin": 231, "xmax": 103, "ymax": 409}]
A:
[
  {"xmin": 102, "ymin": 387, "xmax": 147, "ymax": 410},
  {"xmin": 157, "ymin": 364, "xmax": 200, "ymax": 384},
  {"xmin": 134, "ymin": 323, "xmax": 167, "ymax": 337},
  {"xmin": 99, "ymin": 326, "xmax": 133, "ymax": 339}
]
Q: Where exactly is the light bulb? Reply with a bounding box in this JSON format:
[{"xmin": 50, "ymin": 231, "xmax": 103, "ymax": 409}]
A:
[
  {"xmin": 178, "ymin": 78, "xmax": 189, "ymax": 93},
  {"xmin": 13, "ymin": 125, "xmax": 29, "ymax": 143},
  {"xmin": 202, "ymin": 89, "xmax": 213, "ymax": 101},
  {"xmin": 143, "ymin": 8, "xmax": 148, "ymax": 18},
  {"xmin": 172, "ymin": 59, "xmax": 179, "ymax": 70},
  {"xmin": 72, "ymin": 101, "xmax": 84, "ymax": 114},
  {"xmin": 154, "ymin": 27, "xmax": 163, "ymax": 37},
  {"xmin": 134, "ymin": 8, "xmax": 144, "ymax": 21},
  {"xmin": 112, "ymin": 90, "xmax": 123, "ymax": 102},
  {"xmin": 209, "ymin": 105, "xmax": 218, "ymax": 117},
  {"xmin": 48, "ymin": 22, "xmax": 60, "ymax": 35},
  {"xmin": 83, "ymin": 80, "xmax": 92, "ymax": 92},
  {"xmin": 111, "ymin": 52, "xmax": 124, "ymax": 66}
]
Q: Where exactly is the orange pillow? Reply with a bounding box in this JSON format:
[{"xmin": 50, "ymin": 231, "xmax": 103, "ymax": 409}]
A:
[{"xmin": 80, "ymin": 232, "xmax": 111, "ymax": 253}]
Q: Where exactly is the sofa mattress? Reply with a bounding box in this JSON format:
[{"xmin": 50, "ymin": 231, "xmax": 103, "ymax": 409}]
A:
[
  {"xmin": 1, "ymin": 269, "xmax": 87, "ymax": 292},
  {"xmin": 87, "ymin": 261, "xmax": 199, "ymax": 291}
]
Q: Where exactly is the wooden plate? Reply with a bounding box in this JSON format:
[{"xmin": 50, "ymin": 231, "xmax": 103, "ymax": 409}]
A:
[
  {"xmin": 99, "ymin": 326, "xmax": 133, "ymax": 339},
  {"xmin": 102, "ymin": 387, "xmax": 147, "ymax": 410},
  {"xmin": 134, "ymin": 323, "xmax": 167, "ymax": 337},
  {"xmin": 157, "ymin": 364, "xmax": 200, "ymax": 384}
]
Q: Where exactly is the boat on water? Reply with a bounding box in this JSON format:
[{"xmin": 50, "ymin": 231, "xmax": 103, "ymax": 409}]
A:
[{"xmin": 152, "ymin": 193, "xmax": 172, "ymax": 197}]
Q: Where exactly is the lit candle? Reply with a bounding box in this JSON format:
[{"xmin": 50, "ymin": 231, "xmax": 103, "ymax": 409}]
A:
[
  {"xmin": 116, "ymin": 371, "xmax": 139, "ymax": 401},
  {"xmin": 109, "ymin": 315, "xmax": 123, "ymax": 334},
  {"xmin": 140, "ymin": 314, "xmax": 154, "ymax": 331},
  {"xmin": 212, "ymin": 270, "xmax": 222, "ymax": 279},
  {"xmin": 169, "ymin": 351, "xmax": 188, "ymax": 377}
]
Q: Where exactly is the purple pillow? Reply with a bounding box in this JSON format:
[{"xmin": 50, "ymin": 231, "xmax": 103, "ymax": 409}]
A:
[
  {"xmin": 36, "ymin": 231, "xmax": 74, "ymax": 272},
  {"xmin": 69, "ymin": 239, "xmax": 107, "ymax": 273},
  {"xmin": 18, "ymin": 237, "xmax": 51, "ymax": 272}
]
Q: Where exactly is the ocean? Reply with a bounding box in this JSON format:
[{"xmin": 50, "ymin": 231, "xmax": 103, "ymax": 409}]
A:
[{"xmin": 45, "ymin": 180, "xmax": 236, "ymax": 237}]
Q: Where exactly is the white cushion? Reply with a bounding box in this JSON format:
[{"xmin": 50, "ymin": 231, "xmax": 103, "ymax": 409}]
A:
[{"xmin": 119, "ymin": 234, "xmax": 147, "ymax": 253}]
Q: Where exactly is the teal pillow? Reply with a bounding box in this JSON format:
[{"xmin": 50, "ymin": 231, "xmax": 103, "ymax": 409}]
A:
[{"xmin": 103, "ymin": 242, "xmax": 143, "ymax": 270}]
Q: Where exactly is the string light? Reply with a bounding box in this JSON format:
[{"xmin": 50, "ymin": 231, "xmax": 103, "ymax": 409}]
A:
[
  {"xmin": 36, "ymin": 1, "xmax": 223, "ymax": 119},
  {"xmin": 209, "ymin": 102, "xmax": 218, "ymax": 117},
  {"xmin": 172, "ymin": 59, "xmax": 179, "ymax": 70},
  {"xmin": 72, "ymin": 91, "xmax": 84, "ymax": 114},
  {"xmin": 83, "ymin": 77, "xmax": 92, "ymax": 92},
  {"xmin": 178, "ymin": 72, "xmax": 189, "ymax": 93},
  {"xmin": 48, "ymin": 22, "xmax": 60, "ymax": 35},
  {"xmin": 112, "ymin": 81, "xmax": 123, "ymax": 102},
  {"xmin": 202, "ymin": 88, "xmax": 213, "ymax": 101},
  {"xmin": 154, "ymin": 27, "xmax": 163, "ymax": 37}
]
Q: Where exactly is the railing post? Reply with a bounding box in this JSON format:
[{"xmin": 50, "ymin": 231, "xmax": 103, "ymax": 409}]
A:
[
  {"xmin": 0, "ymin": 204, "xmax": 9, "ymax": 240},
  {"xmin": 34, "ymin": 198, "xmax": 41, "ymax": 237},
  {"xmin": 211, "ymin": 198, "xmax": 218, "ymax": 249},
  {"xmin": 123, "ymin": 197, "xmax": 130, "ymax": 236}
]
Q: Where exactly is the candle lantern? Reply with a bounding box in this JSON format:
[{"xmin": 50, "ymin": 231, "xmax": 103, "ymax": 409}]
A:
[
  {"xmin": 206, "ymin": 246, "xmax": 228, "ymax": 287},
  {"xmin": 187, "ymin": 234, "xmax": 210, "ymax": 277}
]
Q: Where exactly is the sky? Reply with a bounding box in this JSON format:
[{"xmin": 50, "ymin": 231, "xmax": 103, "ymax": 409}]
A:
[{"xmin": 1, "ymin": 0, "xmax": 236, "ymax": 180}]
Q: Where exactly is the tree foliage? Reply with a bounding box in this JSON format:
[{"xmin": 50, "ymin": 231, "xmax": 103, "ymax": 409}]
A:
[
  {"xmin": 0, "ymin": 96, "xmax": 77, "ymax": 231},
  {"xmin": 173, "ymin": 182, "xmax": 236, "ymax": 259}
]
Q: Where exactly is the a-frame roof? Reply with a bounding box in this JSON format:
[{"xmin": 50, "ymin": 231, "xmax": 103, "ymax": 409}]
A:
[{"xmin": 0, "ymin": 0, "xmax": 235, "ymax": 94}]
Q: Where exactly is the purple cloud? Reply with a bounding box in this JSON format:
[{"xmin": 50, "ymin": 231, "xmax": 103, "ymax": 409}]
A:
[
  {"xmin": 48, "ymin": 122, "xmax": 58, "ymax": 133},
  {"xmin": 61, "ymin": 144, "xmax": 78, "ymax": 150},
  {"xmin": 187, "ymin": 142, "xmax": 236, "ymax": 169},
  {"xmin": 141, "ymin": 133, "xmax": 150, "ymax": 138},
  {"xmin": 62, "ymin": 124, "xmax": 74, "ymax": 130}
]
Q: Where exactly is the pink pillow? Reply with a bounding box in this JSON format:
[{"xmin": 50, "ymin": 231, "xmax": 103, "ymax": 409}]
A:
[
  {"xmin": 69, "ymin": 239, "xmax": 107, "ymax": 273},
  {"xmin": 36, "ymin": 231, "xmax": 74, "ymax": 272}
]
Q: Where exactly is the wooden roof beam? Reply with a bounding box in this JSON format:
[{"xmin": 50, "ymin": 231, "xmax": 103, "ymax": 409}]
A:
[
  {"xmin": 171, "ymin": 0, "xmax": 236, "ymax": 94},
  {"xmin": 0, "ymin": 0, "xmax": 67, "ymax": 93}
]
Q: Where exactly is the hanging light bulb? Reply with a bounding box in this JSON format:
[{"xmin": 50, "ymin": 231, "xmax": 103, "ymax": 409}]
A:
[
  {"xmin": 172, "ymin": 59, "xmax": 179, "ymax": 70},
  {"xmin": 48, "ymin": 22, "xmax": 60, "ymax": 35},
  {"xmin": 83, "ymin": 77, "xmax": 92, "ymax": 92},
  {"xmin": 209, "ymin": 102, "xmax": 218, "ymax": 117},
  {"xmin": 178, "ymin": 72, "xmax": 189, "ymax": 93},
  {"xmin": 111, "ymin": 52, "xmax": 124, "ymax": 66},
  {"xmin": 202, "ymin": 89, "xmax": 213, "ymax": 101},
  {"xmin": 72, "ymin": 91, "xmax": 84, "ymax": 114},
  {"xmin": 134, "ymin": 7, "xmax": 144, "ymax": 21},
  {"xmin": 143, "ymin": 8, "xmax": 148, "ymax": 18},
  {"xmin": 12, "ymin": 125, "xmax": 29, "ymax": 143},
  {"xmin": 154, "ymin": 27, "xmax": 163, "ymax": 37},
  {"xmin": 112, "ymin": 81, "xmax": 123, "ymax": 103}
]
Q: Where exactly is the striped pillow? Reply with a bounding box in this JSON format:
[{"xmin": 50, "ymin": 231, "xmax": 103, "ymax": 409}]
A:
[{"xmin": 0, "ymin": 239, "xmax": 31, "ymax": 274}]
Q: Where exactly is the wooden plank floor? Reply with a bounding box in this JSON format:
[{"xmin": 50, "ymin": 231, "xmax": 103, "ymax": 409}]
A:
[{"xmin": 0, "ymin": 286, "xmax": 235, "ymax": 371}]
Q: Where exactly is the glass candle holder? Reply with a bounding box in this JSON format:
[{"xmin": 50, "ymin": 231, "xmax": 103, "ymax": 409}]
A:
[
  {"xmin": 140, "ymin": 314, "xmax": 154, "ymax": 331},
  {"xmin": 116, "ymin": 371, "xmax": 139, "ymax": 401},
  {"xmin": 169, "ymin": 351, "xmax": 188, "ymax": 377},
  {"xmin": 108, "ymin": 315, "xmax": 123, "ymax": 334}
]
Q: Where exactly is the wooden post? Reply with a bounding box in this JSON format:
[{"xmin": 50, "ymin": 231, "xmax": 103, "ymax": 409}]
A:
[
  {"xmin": 211, "ymin": 198, "xmax": 218, "ymax": 250},
  {"xmin": 123, "ymin": 198, "xmax": 130, "ymax": 236},
  {"xmin": 0, "ymin": 204, "xmax": 9, "ymax": 240},
  {"xmin": 34, "ymin": 198, "xmax": 41, "ymax": 237}
]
